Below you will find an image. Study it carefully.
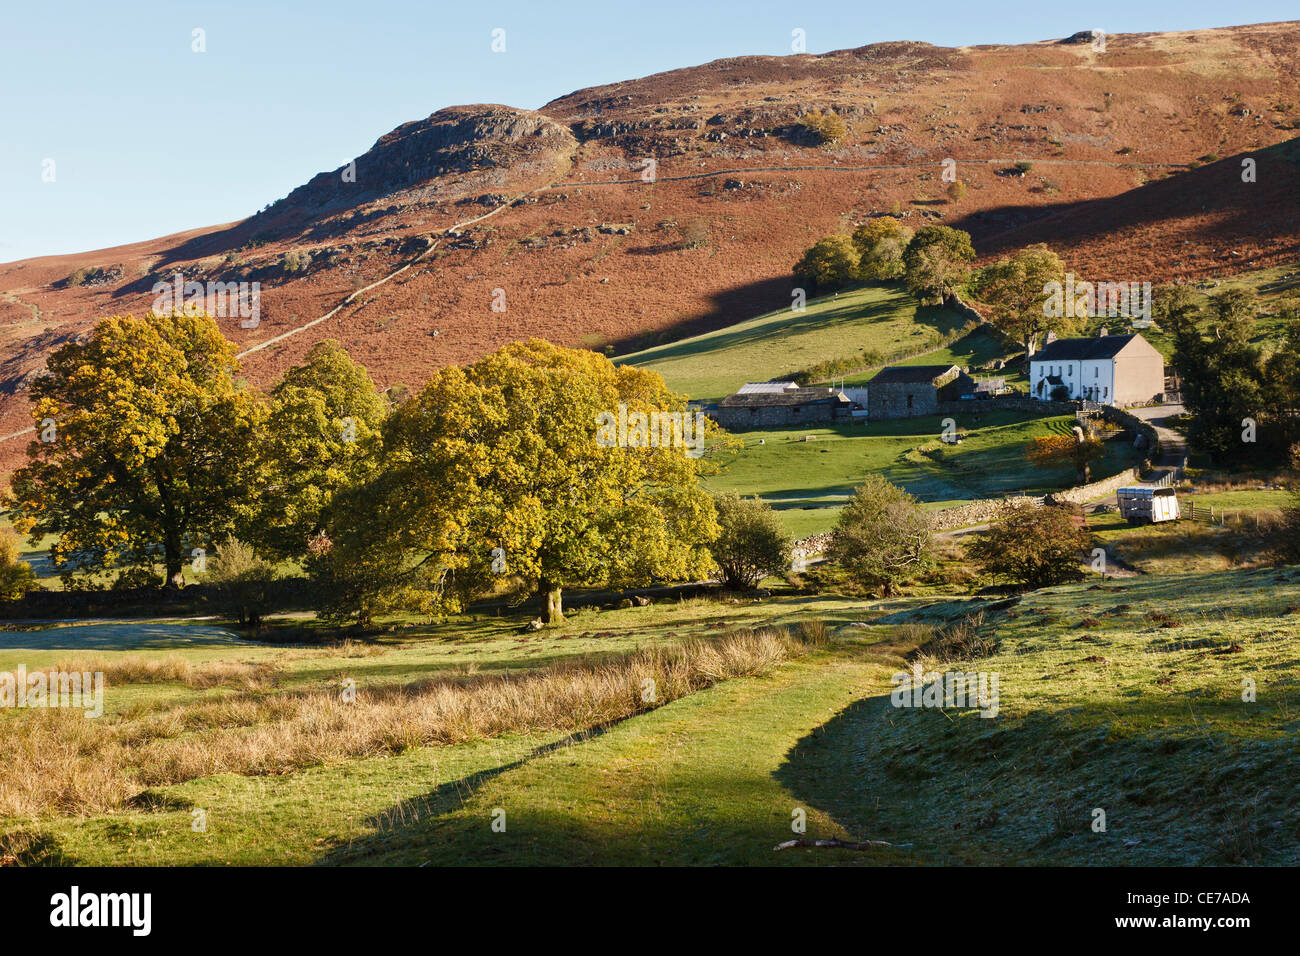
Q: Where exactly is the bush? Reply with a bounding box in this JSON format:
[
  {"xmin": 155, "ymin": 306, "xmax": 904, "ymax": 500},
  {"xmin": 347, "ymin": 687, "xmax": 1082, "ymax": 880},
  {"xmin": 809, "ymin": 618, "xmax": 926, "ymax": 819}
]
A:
[
  {"xmin": 0, "ymin": 530, "xmax": 37, "ymax": 602},
  {"xmin": 709, "ymin": 495, "xmax": 792, "ymax": 589},
  {"xmin": 208, "ymin": 536, "xmax": 280, "ymax": 628},
  {"xmin": 799, "ymin": 110, "xmax": 846, "ymax": 146},
  {"xmin": 676, "ymin": 218, "xmax": 710, "ymax": 250},
  {"xmin": 109, "ymin": 565, "xmax": 164, "ymax": 591},
  {"xmin": 793, "ymin": 235, "xmax": 860, "ymax": 292},
  {"xmin": 968, "ymin": 502, "xmax": 1093, "ymax": 589},
  {"xmin": 829, "ymin": 475, "xmax": 934, "ymax": 595}
]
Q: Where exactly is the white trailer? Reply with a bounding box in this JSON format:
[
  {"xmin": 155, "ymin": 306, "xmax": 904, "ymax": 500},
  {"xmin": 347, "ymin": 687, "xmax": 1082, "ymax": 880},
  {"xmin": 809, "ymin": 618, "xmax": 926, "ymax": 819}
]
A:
[{"xmin": 1116, "ymin": 486, "xmax": 1180, "ymax": 524}]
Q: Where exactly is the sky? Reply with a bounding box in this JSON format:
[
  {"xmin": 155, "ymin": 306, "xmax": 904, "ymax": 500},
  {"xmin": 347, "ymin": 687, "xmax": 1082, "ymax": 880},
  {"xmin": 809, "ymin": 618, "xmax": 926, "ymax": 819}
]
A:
[{"xmin": 1, "ymin": 1, "xmax": 1294, "ymax": 263}]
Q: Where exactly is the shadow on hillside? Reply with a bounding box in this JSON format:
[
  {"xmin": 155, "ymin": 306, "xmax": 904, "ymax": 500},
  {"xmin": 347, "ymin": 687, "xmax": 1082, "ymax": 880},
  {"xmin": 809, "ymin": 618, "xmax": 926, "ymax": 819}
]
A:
[
  {"xmin": 609, "ymin": 276, "xmax": 963, "ymax": 363},
  {"xmin": 773, "ymin": 669, "xmax": 1300, "ymax": 866},
  {"xmin": 956, "ymin": 138, "xmax": 1300, "ymax": 261}
]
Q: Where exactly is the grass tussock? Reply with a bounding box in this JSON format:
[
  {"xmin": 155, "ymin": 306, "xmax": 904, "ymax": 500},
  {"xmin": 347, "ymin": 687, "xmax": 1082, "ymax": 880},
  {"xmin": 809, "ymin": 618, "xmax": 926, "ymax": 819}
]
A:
[
  {"xmin": 0, "ymin": 625, "xmax": 822, "ymax": 818},
  {"xmin": 44, "ymin": 656, "xmax": 280, "ymax": 690}
]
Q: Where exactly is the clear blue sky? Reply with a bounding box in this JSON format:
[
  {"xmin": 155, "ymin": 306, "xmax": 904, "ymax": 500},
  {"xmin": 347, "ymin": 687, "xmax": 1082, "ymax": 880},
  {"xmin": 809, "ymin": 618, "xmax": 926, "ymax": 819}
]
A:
[{"xmin": 1, "ymin": 1, "xmax": 1293, "ymax": 263}]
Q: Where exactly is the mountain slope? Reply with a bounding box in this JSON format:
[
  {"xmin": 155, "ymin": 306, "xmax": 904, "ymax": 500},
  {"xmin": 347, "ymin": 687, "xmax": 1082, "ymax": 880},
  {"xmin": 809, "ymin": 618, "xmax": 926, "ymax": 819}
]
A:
[{"xmin": 2, "ymin": 21, "xmax": 1299, "ymax": 464}]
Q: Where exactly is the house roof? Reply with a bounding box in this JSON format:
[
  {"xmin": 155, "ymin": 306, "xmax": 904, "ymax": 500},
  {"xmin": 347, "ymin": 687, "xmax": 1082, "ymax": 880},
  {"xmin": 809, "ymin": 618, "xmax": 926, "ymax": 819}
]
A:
[
  {"xmin": 1032, "ymin": 334, "xmax": 1141, "ymax": 362},
  {"xmin": 718, "ymin": 387, "xmax": 850, "ymax": 408},
  {"xmin": 867, "ymin": 365, "xmax": 959, "ymax": 386}
]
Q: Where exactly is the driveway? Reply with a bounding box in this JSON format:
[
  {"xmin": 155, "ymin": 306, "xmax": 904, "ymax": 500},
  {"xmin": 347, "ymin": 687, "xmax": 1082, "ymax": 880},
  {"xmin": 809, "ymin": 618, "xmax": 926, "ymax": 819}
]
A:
[{"xmin": 1126, "ymin": 403, "xmax": 1188, "ymax": 481}]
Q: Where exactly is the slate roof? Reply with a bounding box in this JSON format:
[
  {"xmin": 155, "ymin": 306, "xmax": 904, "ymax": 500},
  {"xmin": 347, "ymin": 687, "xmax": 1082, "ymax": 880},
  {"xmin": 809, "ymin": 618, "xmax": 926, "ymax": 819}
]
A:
[
  {"xmin": 1032, "ymin": 334, "xmax": 1139, "ymax": 362},
  {"xmin": 735, "ymin": 381, "xmax": 799, "ymax": 394},
  {"xmin": 867, "ymin": 365, "xmax": 959, "ymax": 386},
  {"xmin": 718, "ymin": 387, "xmax": 850, "ymax": 408}
]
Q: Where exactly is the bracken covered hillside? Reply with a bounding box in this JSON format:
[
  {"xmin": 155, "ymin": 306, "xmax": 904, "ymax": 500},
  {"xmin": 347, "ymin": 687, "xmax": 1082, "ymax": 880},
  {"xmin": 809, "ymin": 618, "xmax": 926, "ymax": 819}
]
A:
[{"xmin": 1, "ymin": 21, "xmax": 1299, "ymax": 464}]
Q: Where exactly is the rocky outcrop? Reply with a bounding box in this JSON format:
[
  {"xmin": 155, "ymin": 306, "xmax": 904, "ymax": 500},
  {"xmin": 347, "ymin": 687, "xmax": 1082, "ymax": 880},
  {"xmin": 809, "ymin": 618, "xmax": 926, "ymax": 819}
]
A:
[{"xmin": 257, "ymin": 105, "xmax": 577, "ymax": 220}]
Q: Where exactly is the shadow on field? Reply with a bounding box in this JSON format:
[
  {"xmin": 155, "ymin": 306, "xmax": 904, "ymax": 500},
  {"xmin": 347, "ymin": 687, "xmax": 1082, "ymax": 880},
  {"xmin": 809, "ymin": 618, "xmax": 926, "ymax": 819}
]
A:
[
  {"xmin": 773, "ymin": 677, "xmax": 1300, "ymax": 866},
  {"xmin": 316, "ymin": 724, "xmax": 618, "ymax": 866}
]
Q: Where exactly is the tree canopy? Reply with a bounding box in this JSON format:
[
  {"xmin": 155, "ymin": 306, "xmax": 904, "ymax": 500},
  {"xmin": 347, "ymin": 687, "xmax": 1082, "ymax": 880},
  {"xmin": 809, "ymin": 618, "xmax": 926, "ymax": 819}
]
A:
[
  {"xmin": 973, "ymin": 243, "xmax": 1069, "ymax": 356},
  {"xmin": 10, "ymin": 312, "xmax": 263, "ymax": 587},
  {"xmin": 902, "ymin": 225, "xmax": 976, "ymax": 304},
  {"xmin": 310, "ymin": 339, "xmax": 721, "ymax": 625}
]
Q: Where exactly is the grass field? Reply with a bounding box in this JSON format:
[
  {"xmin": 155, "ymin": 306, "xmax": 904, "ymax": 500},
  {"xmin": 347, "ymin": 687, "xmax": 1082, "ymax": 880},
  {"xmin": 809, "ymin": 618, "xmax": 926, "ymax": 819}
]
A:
[
  {"xmin": 618, "ymin": 283, "xmax": 967, "ymax": 401},
  {"xmin": 6, "ymin": 567, "xmax": 1298, "ymax": 866},
  {"xmin": 706, "ymin": 411, "xmax": 1139, "ymax": 537}
]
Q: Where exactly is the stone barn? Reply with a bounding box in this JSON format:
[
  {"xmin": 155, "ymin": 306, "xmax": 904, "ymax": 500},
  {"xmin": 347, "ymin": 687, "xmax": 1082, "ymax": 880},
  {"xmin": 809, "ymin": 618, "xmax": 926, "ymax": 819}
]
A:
[
  {"xmin": 713, "ymin": 386, "xmax": 852, "ymax": 429},
  {"xmin": 866, "ymin": 365, "xmax": 976, "ymax": 419}
]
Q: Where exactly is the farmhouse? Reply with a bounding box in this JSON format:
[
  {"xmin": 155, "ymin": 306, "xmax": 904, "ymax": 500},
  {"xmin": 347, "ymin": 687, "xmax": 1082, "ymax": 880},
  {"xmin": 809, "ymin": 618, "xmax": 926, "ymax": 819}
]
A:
[
  {"xmin": 1029, "ymin": 332, "xmax": 1164, "ymax": 405},
  {"xmin": 865, "ymin": 365, "xmax": 976, "ymax": 419},
  {"xmin": 713, "ymin": 385, "xmax": 852, "ymax": 428}
]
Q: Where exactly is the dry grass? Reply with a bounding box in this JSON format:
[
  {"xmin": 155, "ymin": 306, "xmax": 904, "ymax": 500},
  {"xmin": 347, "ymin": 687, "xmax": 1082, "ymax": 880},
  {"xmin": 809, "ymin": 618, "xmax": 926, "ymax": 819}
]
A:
[
  {"xmin": 0, "ymin": 626, "xmax": 818, "ymax": 818},
  {"xmin": 44, "ymin": 656, "xmax": 280, "ymax": 691}
]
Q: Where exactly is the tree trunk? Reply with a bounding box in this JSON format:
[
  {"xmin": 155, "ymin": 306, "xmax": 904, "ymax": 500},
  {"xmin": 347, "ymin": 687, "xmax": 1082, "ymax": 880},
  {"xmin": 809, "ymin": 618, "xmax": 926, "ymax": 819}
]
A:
[
  {"xmin": 1024, "ymin": 334, "xmax": 1036, "ymax": 358},
  {"xmin": 163, "ymin": 531, "xmax": 185, "ymax": 589},
  {"xmin": 540, "ymin": 581, "xmax": 564, "ymax": 625}
]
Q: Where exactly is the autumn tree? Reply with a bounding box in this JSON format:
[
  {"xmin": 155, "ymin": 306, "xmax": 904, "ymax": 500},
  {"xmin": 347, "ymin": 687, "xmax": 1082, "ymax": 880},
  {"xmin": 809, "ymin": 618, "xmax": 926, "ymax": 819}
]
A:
[
  {"xmin": 0, "ymin": 530, "xmax": 37, "ymax": 602},
  {"xmin": 851, "ymin": 216, "xmax": 913, "ymax": 280},
  {"xmin": 828, "ymin": 475, "xmax": 934, "ymax": 595},
  {"xmin": 1026, "ymin": 430, "xmax": 1105, "ymax": 483},
  {"xmin": 709, "ymin": 494, "xmax": 791, "ymax": 589},
  {"xmin": 969, "ymin": 502, "xmax": 1092, "ymax": 589},
  {"xmin": 973, "ymin": 244, "xmax": 1068, "ymax": 357},
  {"xmin": 311, "ymin": 340, "xmax": 720, "ymax": 625},
  {"xmin": 246, "ymin": 340, "xmax": 388, "ymax": 560},
  {"xmin": 902, "ymin": 225, "xmax": 976, "ymax": 305},
  {"xmin": 10, "ymin": 312, "xmax": 263, "ymax": 588},
  {"xmin": 793, "ymin": 235, "xmax": 860, "ymax": 293}
]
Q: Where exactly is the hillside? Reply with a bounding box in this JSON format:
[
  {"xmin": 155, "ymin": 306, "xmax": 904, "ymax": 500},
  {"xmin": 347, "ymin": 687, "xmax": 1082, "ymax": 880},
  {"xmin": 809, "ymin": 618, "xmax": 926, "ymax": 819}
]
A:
[{"xmin": 3, "ymin": 21, "xmax": 1300, "ymax": 467}]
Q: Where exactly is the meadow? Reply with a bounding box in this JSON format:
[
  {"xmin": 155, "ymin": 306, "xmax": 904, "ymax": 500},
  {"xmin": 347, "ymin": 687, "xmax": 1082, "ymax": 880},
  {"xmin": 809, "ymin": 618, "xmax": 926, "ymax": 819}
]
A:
[
  {"xmin": 4, "ymin": 567, "xmax": 1297, "ymax": 866},
  {"xmin": 706, "ymin": 411, "xmax": 1138, "ymax": 537}
]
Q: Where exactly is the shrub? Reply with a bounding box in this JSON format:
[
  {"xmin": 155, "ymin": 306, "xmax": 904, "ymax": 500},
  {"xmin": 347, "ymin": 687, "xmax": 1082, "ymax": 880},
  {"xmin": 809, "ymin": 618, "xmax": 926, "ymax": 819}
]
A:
[
  {"xmin": 829, "ymin": 475, "xmax": 934, "ymax": 595},
  {"xmin": 676, "ymin": 218, "xmax": 710, "ymax": 250},
  {"xmin": 968, "ymin": 502, "xmax": 1093, "ymax": 589},
  {"xmin": 709, "ymin": 494, "xmax": 792, "ymax": 589},
  {"xmin": 208, "ymin": 536, "xmax": 280, "ymax": 629},
  {"xmin": 0, "ymin": 530, "xmax": 37, "ymax": 602},
  {"xmin": 799, "ymin": 110, "xmax": 847, "ymax": 146}
]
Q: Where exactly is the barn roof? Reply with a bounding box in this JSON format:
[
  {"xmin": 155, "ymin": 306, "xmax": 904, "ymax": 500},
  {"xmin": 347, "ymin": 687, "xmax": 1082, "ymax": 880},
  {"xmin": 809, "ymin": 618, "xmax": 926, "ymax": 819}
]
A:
[
  {"xmin": 1033, "ymin": 334, "xmax": 1141, "ymax": 362},
  {"xmin": 867, "ymin": 365, "xmax": 960, "ymax": 386},
  {"xmin": 718, "ymin": 387, "xmax": 850, "ymax": 408}
]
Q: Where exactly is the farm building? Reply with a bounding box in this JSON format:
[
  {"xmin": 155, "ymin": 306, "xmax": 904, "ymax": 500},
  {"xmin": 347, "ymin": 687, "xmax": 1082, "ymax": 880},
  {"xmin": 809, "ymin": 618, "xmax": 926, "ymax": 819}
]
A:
[
  {"xmin": 713, "ymin": 386, "xmax": 853, "ymax": 428},
  {"xmin": 1029, "ymin": 332, "xmax": 1164, "ymax": 405},
  {"xmin": 865, "ymin": 365, "xmax": 977, "ymax": 419}
]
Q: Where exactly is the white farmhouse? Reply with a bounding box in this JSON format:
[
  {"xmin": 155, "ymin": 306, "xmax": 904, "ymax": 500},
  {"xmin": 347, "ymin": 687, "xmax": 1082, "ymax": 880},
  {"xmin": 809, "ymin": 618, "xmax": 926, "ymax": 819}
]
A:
[{"xmin": 1029, "ymin": 331, "xmax": 1165, "ymax": 405}]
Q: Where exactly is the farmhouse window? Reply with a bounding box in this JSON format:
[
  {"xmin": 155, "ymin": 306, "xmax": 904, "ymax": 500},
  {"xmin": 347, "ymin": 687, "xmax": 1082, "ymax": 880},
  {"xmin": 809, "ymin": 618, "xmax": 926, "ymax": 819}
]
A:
[{"xmin": 906, "ymin": 394, "xmax": 914, "ymax": 409}]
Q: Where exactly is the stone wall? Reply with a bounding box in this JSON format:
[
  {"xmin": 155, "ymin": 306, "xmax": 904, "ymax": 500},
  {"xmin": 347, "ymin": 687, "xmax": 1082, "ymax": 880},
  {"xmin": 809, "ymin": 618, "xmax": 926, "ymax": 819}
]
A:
[
  {"xmin": 929, "ymin": 495, "xmax": 1046, "ymax": 531},
  {"xmin": 868, "ymin": 381, "xmax": 940, "ymax": 419},
  {"xmin": 714, "ymin": 402, "xmax": 842, "ymax": 430},
  {"xmin": 1046, "ymin": 467, "xmax": 1140, "ymax": 505},
  {"xmin": 934, "ymin": 396, "xmax": 1076, "ymax": 418}
]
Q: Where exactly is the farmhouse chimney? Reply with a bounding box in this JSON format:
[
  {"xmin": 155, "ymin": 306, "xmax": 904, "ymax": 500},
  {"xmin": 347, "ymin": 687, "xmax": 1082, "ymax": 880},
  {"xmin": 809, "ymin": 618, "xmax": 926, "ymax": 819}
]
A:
[
  {"xmin": 1045, "ymin": 330, "xmax": 1057, "ymax": 345},
  {"xmin": 1098, "ymin": 325, "xmax": 1109, "ymax": 337}
]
